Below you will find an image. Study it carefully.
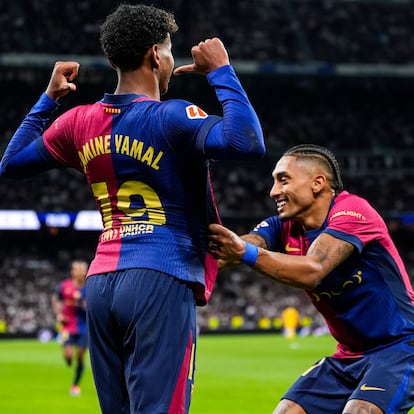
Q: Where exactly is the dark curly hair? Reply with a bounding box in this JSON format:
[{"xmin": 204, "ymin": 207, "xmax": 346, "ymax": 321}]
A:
[
  {"xmin": 284, "ymin": 144, "xmax": 344, "ymax": 195},
  {"xmin": 100, "ymin": 4, "xmax": 178, "ymax": 71}
]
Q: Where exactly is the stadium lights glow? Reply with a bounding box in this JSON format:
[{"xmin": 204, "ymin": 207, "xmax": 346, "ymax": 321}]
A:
[
  {"xmin": 0, "ymin": 210, "xmax": 103, "ymax": 230},
  {"xmin": 73, "ymin": 210, "xmax": 103, "ymax": 231},
  {"xmin": 0, "ymin": 210, "xmax": 41, "ymax": 230}
]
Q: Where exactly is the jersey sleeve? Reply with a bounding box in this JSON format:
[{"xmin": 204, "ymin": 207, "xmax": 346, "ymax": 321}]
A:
[
  {"xmin": 42, "ymin": 107, "xmax": 85, "ymax": 171},
  {"xmin": 0, "ymin": 93, "xmax": 62, "ymax": 178},
  {"xmin": 204, "ymin": 65, "xmax": 265, "ymax": 160},
  {"xmin": 157, "ymin": 99, "xmax": 222, "ymax": 153},
  {"xmin": 161, "ymin": 65, "xmax": 265, "ymax": 161},
  {"xmin": 249, "ymin": 215, "xmax": 284, "ymax": 251},
  {"xmin": 324, "ymin": 194, "xmax": 385, "ymax": 253}
]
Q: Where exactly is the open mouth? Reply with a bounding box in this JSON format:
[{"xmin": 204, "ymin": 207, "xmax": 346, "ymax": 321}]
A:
[{"xmin": 277, "ymin": 200, "xmax": 287, "ymax": 213}]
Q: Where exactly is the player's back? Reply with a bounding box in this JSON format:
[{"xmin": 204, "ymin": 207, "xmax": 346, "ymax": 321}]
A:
[{"xmin": 44, "ymin": 95, "xmax": 217, "ymax": 282}]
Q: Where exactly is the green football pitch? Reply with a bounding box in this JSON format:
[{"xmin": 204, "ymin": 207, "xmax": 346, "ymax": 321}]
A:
[{"xmin": 0, "ymin": 334, "xmax": 411, "ymax": 414}]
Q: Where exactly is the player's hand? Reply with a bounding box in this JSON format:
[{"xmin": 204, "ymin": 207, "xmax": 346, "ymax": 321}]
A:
[
  {"xmin": 46, "ymin": 61, "xmax": 80, "ymax": 101},
  {"xmin": 208, "ymin": 223, "xmax": 246, "ymax": 262},
  {"xmin": 173, "ymin": 38, "xmax": 230, "ymax": 76}
]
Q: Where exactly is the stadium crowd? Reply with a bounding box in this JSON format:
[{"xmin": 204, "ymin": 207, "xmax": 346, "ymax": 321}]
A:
[
  {"xmin": 1, "ymin": 76, "xmax": 414, "ymax": 334},
  {"xmin": 1, "ymin": 0, "xmax": 414, "ymax": 63},
  {"xmin": 1, "ymin": 0, "xmax": 414, "ymax": 335}
]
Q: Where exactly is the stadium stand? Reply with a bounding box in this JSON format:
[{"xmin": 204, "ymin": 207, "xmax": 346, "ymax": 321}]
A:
[{"xmin": 1, "ymin": 0, "xmax": 414, "ymax": 334}]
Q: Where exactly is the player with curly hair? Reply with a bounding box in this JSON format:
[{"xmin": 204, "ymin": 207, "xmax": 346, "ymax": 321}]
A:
[{"xmin": 0, "ymin": 3, "xmax": 265, "ymax": 413}]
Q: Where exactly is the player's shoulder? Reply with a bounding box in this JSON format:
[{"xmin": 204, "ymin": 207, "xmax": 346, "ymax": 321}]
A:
[
  {"xmin": 160, "ymin": 99, "xmax": 211, "ymax": 120},
  {"xmin": 330, "ymin": 190, "xmax": 380, "ymax": 221},
  {"xmin": 334, "ymin": 190, "xmax": 375, "ymax": 209},
  {"xmin": 251, "ymin": 215, "xmax": 285, "ymax": 234},
  {"xmin": 54, "ymin": 103, "xmax": 97, "ymax": 123}
]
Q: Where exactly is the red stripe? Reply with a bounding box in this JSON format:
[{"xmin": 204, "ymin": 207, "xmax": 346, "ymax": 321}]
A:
[{"xmin": 168, "ymin": 333, "xmax": 193, "ymax": 414}]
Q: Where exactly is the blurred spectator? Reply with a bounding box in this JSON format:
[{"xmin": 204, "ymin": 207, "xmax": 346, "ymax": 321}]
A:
[
  {"xmin": 1, "ymin": 0, "xmax": 414, "ymax": 334},
  {"xmin": 1, "ymin": 0, "xmax": 414, "ymax": 63}
]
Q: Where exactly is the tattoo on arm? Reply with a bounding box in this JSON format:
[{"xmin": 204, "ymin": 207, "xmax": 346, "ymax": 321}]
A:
[
  {"xmin": 273, "ymin": 399, "xmax": 306, "ymax": 414},
  {"xmin": 241, "ymin": 234, "xmax": 267, "ymax": 249},
  {"xmin": 344, "ymin": 399, "xmax": 384, "ymax": 414},
  {"xmin": 307, "ymin": 233, "xmax": 354, "ymax": 274}
]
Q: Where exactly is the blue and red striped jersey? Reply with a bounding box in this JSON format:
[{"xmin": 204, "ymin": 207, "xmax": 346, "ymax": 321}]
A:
[
  {"xmin": 0, "ymin": 65, "xmax": 265, "ymax": 305},
  {"xmin": 57, "ymin": 278, "xmax": 87, "ymax": 335},
  {"xmin": 251, "ymin": 191, "xmax": 414, "ymax": 357}
]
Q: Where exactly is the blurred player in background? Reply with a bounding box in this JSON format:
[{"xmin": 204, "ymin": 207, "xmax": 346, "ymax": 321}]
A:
[
  {"xmin": 52, "ymin": 260, "xmax": 88, "ymax": 397},
  {"xmin": 0, "ymin": 3, "xmax": 265, "ymax": 413},
  {"xmin": 209, "ymin": 144, "xmax": 414, "ymax": 414},
  {"xmin": 281, "ymin": 306, "xmax": 300, "ymax": 340}
]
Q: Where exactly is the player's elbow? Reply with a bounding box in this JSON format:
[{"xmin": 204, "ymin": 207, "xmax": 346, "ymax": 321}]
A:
[
  {"xmin": 227, "ymin": 131, "xmax": 266, "ymax": 160},
  {"xmin": 300, "ymin": 275, "xmax": 322, "ymax": 290},
  {"xmin": 281, "ymin": 262, "xmax": 326, "ymax": 290},
  {"xmin": 243, "ymin": 128, "xmax": 265, "ymax": 159},
  {"xmin": 300, "ymin": 263, "xmax": 326, "ymax": 290}
]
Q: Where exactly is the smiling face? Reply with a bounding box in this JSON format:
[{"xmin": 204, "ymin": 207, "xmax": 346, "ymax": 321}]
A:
[
  {"xmin": 269, "ymin": 155, "xmax": 330, "ymax": 224},
  {"xmin": 71, "ymin": 261, "xmax": 88, "ymax": 287}
]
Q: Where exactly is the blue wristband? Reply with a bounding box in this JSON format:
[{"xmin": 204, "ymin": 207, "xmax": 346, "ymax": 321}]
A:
[{"xmin": 240, "ymin": 242, "xmax": 259, "ymax": 267}]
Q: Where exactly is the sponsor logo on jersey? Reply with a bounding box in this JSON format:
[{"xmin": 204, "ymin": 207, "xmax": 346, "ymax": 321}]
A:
[
  {"xmin": 311, "ymin": 271, "xmax": 363, "ymax": 301},
  {"xmin": 186, "ymin": 105, "xmax": 208, "ymax": 119},
  {"xmin": 285, "ymin": 243, "xmax": 301, "ymax": 252},
  {"xmin": 360, "ymin": 383, "xmax": 386, "ymax": 392},
  {"xmin": 330, "ymin": 210, "xmax": 366, "ymax": 221}
]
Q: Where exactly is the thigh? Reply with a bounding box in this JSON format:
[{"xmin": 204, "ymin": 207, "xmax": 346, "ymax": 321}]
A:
[
  {"xmin": 273, "ymin": 399, "xmax": 307, "ymax": 414},
  {"xmin": 343, "ymin": 399, "xmax": 383, "ymax": 414},
  {"xmin": 349, "ymin": 342, "xmax": 414, "ymax": 414},
  {"xmin": 75, "ymin": 331, "xmax": 88, "ymax": 351},
  {"xmin": 281, "ymin": 342, "xmax": 414, "ymax": 414},
  {"xmin": 86, "ymin": 274, "xmax": 129, "ymax": 414},
  {"xmin": 281, "ymin": 357, "xmax": 356, "ymax": 413},
  {"xmin": 112, "ymin": 269, "xmax": 196, "ymax": 414}
]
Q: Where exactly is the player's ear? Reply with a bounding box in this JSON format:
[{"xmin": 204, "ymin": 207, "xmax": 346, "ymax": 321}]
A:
[
  {"xmin": 312, "ymin": 174, "xmax": 327, "ymax": 195},
  {"xmin": 149, "ymin": 44, "xmax": 161, "ymax": 70}
]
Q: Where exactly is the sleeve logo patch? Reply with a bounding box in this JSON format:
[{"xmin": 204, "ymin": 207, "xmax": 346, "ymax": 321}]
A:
[
  {"xmin": 186, "ymin": 105, "xmax": 208, "ymax": 119},
  {"xmin": 253, "ymin": 221, "xmax": 269, "ymax": 231}
]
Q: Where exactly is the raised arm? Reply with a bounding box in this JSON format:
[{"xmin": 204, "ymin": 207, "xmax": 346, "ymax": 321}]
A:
[
  {"xmin": 173, "ymin": 37, "xmax": 230, "ymax": 76},
  {"xmin": 0, "ymin": 61, "xmax": 79, "ymax": 178},
  {"xmin": 174, "ymin": 38, "xmax": 265, "ymax": 160}
]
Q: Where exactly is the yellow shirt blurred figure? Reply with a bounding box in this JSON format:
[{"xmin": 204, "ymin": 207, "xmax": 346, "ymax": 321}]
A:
[{"xmin": 282, "ymin": 306, "xmax": 300, "ymax": 340}]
